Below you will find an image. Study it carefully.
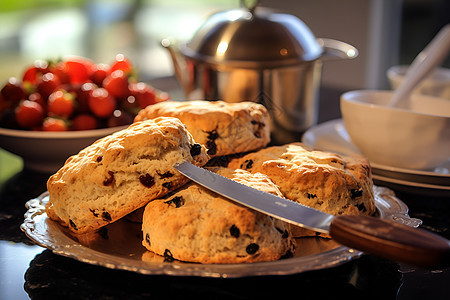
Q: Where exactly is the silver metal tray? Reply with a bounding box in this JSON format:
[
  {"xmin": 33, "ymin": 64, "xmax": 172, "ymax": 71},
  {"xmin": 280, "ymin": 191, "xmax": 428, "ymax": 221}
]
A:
[{"xmin": 21, "ymin": 186, "xmax": 421, "ymax": 278}]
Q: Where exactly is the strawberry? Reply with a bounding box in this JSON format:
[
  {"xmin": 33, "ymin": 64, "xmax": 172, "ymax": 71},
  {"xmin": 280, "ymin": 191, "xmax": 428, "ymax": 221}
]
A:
[
  {"xmin": 103, "ymin": 70, "xmax": 130, "ymax": 99},
  {"xmin": 15, "ymin": 100, "xmax": 44, "ymax": 129},
  {"xmin": 88, "ymin": 88, "xmax": 116, "ymax": 118},
  {"xmin": 48, "ymin": 89, "xmax": 74, "ymax": 118}
]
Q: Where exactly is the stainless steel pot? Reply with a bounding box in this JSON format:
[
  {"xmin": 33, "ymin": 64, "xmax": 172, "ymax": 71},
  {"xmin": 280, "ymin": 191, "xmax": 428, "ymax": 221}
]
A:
[{"xmin": 163, "ymin": 6, "xmax": 358, "ymax": 144}]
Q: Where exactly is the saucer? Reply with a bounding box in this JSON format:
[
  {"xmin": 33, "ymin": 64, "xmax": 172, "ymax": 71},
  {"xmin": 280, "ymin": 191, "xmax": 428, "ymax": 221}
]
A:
[{"xmin": 302, "ymin": 119, "xmax": 450, "ymax": 196}]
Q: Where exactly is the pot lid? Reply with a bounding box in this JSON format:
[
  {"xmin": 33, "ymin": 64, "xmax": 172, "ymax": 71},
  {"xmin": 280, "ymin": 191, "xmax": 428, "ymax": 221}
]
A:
[{"xmin": 181, "ymin": 6, "xmax": 323, "ymax": 68}]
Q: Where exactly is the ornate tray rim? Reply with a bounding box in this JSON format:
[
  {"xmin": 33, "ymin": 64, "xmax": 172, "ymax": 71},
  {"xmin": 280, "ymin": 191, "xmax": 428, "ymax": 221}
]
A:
[{"xmin": 20, "ymin": 186, "xmax": 421, "ymax": 278}]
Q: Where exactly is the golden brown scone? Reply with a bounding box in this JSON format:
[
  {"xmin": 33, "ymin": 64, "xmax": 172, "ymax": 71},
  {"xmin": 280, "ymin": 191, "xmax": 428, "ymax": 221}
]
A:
[
  {"xmin": 228, "ymin": 143, "xmax": 376, "ymax": 219},
  {"xmin": 142, "ymin": 168, "xmax": 296, "ymax": 264},
  {"xmin": 134, "ymin": 100, "xmax": 270, "ymax": 156},
  {"xmin": 46, "ymin": 117, "xmax": 209, "ymax": 233}
]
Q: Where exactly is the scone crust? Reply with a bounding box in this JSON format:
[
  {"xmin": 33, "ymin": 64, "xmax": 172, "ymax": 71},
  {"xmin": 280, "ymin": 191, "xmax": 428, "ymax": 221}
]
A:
[
  {"xmin": 46, "ymin": 117, "xmax": 209, "ymax": 233},
  {"xmin": 142, "ymin": 168, "xmax": 295, "ymax": 264},
  {"xmin": 228, "ymin": 143, "xmax": 376, "ymax": 217},
  {"xmin": 134, "ymin": 100, "xmax": 270, "ymax": 156}
]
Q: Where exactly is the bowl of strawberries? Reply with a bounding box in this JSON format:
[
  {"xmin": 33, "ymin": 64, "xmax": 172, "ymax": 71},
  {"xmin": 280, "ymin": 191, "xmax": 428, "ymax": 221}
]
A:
[{"xmin": 0, "ymin": 54, "xmax": 169, "ymax": 173}]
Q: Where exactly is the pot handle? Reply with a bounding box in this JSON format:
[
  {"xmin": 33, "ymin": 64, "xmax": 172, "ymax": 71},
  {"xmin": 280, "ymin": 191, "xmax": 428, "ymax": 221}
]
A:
[{"xmin": 318, "ymin": 38, "xmax": 359, "ymax": 61}]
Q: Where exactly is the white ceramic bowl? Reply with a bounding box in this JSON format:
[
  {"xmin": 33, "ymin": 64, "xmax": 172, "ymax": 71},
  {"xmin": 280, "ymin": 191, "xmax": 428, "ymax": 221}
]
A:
[
  {"xmin": 387, "ymin": 65, "xmax": 450, "ymax": 100},
  {"xmin": 340, "ymin": 90, "xmax": 450, "ymax": 170},
  {"xmin": 0, "ymin": 126, "xmax": 127, "ymax": 173}
]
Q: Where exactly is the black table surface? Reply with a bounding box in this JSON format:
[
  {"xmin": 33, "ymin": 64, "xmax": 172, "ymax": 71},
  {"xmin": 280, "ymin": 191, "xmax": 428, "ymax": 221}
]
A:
[{"xmin": 1, "ymin": 85, "xmax": 449, "ymax": 299}]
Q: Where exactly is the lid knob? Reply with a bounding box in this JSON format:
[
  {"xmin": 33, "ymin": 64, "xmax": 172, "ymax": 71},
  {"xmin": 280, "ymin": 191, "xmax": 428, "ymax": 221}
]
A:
[{"xmin": 240, "ymin": 0, "xmax": 259, "ymax": 14}]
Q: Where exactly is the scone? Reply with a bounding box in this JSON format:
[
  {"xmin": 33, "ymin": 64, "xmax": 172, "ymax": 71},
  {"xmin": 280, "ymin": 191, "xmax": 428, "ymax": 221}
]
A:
[
  {"xmin": 228, "ymin": 143, "xmax": 376, "ymax": 218},
  {"xmin": 134, "ymin": 100, "xmax": 270, "ymax": 156},
  {"xmin": 142, "ymin": 168, "xmax": 296, "ymax": 264},
  {"xmin": 46, "ymin": 117, "xmax": 209, "ymax": 233}
]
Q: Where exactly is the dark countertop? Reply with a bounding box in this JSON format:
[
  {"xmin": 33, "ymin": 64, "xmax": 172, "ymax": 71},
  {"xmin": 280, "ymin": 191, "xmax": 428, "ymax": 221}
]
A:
[{"xmin": 1, "ymin": 85, "xmax": 449, "ymax": 299}]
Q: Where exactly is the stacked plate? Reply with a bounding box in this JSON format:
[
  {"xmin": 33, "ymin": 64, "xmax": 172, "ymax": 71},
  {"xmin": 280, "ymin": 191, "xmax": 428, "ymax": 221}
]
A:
[{"xmin": 302, "ymin": 119, "xmax": 450, "ymax": 197}]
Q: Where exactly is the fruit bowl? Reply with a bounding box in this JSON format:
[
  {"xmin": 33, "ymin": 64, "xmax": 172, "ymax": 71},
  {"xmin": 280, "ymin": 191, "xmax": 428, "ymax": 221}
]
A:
[
  {"xmin": 0, "ymin": 125, "xmax": 127, "ymax": 173},
  {"xmin": 0, "ymin": 54, "xmax": 169, "ymax": 174}
]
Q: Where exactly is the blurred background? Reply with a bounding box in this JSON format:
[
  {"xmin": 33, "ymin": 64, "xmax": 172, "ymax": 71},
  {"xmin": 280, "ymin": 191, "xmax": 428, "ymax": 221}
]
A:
[
  {"xmin": 0, "ymin": 0, "xmax": 449, "ymax": 178},
  {"xmin": 0, "ymin": 0, "xmax": 449, "ymax": 88}
]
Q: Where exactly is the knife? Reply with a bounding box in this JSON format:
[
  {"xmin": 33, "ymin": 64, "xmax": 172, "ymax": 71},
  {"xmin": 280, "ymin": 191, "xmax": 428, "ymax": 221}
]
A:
[{"xmin": 175, "ymin": 162, "xmax": 450, "ymax": 267}]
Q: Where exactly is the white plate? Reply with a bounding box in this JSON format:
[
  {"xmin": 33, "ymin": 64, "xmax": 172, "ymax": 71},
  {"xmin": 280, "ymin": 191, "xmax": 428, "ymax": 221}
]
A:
[
  {"xmin": 302, "ymin": 119, "xmax": 450, "ymax": 192},
  {"xmin": 21, "ymin": 187, "xmax": 421, "ymax": 278}
]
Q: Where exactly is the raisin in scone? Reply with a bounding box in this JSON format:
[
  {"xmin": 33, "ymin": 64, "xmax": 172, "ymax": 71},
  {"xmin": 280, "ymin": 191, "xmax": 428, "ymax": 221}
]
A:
[
  {"xmin": 142, "ymin": 168, "xmax": 296, "ymax": 264},
  {"xmin": 228, "ymin": 143, "xmax": 376, "ymax": 218},
  {"xmin": 46, "ymin": 117, "xmax": 209, "ymax": 233},
  {"xmin": 134, "ymin": 100, "xmax": 270, "ymax": 156}
]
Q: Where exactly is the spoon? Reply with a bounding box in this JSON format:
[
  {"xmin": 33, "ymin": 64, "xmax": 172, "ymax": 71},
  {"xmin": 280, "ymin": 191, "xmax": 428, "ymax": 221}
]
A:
[{"xmin": 389, "ymin": 24, "xmax": 450, "ymax": 108}]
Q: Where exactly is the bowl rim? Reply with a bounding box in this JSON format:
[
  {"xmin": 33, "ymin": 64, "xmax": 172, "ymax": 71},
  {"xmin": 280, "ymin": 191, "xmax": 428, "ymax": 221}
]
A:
[
  {"xmin": 387, "ymin": 65, "xmax": 450, "ymax": 82},
  {"xmin": 341, "ymin": 89, "xmax": 450, "ymax": 118},
  {"xmin": 0, "ymin": 125, "xmax": 128, "ymax": 139}
]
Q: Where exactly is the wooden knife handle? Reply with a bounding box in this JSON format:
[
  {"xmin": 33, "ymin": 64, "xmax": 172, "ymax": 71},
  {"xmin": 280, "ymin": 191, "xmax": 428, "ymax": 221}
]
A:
[{"xmin": 329, "ymin": 215, "xmax": 450, "ymax": 267}]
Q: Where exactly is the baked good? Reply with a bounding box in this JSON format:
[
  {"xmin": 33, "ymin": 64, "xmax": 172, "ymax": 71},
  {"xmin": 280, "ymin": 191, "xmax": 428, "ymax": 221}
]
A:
[
  {"xmin": 228, "ymin": 143, "xmax": 376, "ymax": 218},
  {"xmin": 141, "ymin": 168, "xmax": 296, "ymax": 264},
  {"xmin": 46, "ymin": 117, "xmax": 209, "ymax": 233},
  {"xmin": 134, "ymin": 100, "xmax": 270, "ymax": 156}
]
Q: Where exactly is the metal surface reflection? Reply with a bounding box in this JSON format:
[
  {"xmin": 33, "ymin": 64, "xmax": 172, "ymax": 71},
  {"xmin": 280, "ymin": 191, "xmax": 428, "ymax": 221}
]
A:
[{"xmin": 164, "ymin": 6, "xmax": 358, "ymax": 143}]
